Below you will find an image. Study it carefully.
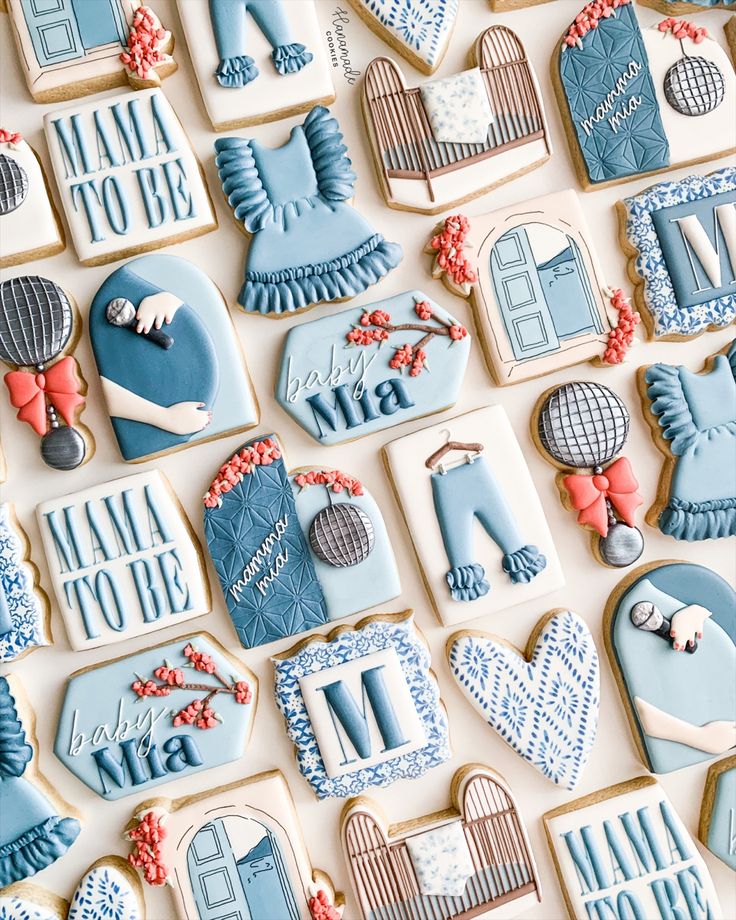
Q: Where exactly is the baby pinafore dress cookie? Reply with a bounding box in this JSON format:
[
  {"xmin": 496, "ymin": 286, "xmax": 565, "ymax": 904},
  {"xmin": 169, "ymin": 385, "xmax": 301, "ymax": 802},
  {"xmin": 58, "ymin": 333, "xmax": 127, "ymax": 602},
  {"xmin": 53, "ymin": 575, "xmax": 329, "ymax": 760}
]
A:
[{"xmin": 215, "ymin": 106, "xmax": 402, "ymax": 316}]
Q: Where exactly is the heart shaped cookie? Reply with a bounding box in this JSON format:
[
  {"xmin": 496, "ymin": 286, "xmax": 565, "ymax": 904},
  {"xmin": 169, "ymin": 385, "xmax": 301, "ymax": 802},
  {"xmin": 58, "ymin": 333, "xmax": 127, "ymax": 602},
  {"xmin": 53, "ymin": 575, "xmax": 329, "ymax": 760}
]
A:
[{"xmin": 448, "ymin": 609, "xmax": 599, "ymax": 789}]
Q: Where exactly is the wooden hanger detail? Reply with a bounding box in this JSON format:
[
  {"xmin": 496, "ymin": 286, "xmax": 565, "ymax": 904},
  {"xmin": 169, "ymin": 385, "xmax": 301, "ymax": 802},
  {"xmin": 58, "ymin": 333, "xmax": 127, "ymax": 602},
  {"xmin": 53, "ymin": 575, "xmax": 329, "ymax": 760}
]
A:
[{"xmin": 425, "ymin": 438, "xmax": 484, "ymax": 470}]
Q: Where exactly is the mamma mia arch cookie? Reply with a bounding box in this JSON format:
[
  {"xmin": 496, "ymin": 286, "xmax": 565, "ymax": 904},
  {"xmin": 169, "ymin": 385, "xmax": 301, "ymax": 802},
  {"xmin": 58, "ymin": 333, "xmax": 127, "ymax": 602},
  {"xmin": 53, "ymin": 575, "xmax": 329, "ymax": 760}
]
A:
[
  {"xmin": 124, "ymin": 770, "xmax": 343, "ymax": 917},
  {"xmin": 203, "ymin": 435, "xmax": 400, "ymax": 648},
  {"xmin": 604, "ymin": 561, "xmax": 736, "ymax": 774}
]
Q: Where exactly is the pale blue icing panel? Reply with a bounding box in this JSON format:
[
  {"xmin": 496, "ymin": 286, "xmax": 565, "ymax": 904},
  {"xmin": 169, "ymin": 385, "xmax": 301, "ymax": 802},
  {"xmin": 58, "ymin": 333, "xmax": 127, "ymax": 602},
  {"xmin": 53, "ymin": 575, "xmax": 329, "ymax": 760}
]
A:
[{"xmin": 707, "ymin": 766, "xmax": 736, "ymax": 870}]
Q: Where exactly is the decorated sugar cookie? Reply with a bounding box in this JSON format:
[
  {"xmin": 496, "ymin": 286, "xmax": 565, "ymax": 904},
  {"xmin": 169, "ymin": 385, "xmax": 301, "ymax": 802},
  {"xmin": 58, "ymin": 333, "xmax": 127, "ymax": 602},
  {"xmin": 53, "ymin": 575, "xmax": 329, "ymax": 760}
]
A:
[
  {"xmin": 0, "ymin": 503, "xmax": 49, "ymax": 663},
  {"xmin": 347, "ymin": 0, "xmax": 457, "ymax": 75},
  {"xmin": 604, "ymin": 561, "xmax": 736, "ymax": 774},
  {"xmin": 44, "ymin": 88, "xmax": 216, "ymax": 266},
  {"xmin": 383, "ymin": 406, "xmax": 564, "ymax": 626},
  {"xmin": 533, "ymin": 381, "xmax": 645, "ymax": 568},
  {"xmin": 619, "ymin": 167, "xmax": 736, "ymax": 339},
  {"xmin": 0, "ymin": 276, "xmax": 93, "ymax": 471},
  {"xmin": 276, "ymin": 290, "xmax": 471, "ymax": 445},
  {"xmin": 640, "ymin": 339, "xmax": 736, "ymax": 541},
  {"xmin": 448, "ymin": 610, "xmax": 600, "ymax": 789},
  {"xmin": 363, "ymin": 26, "xmax": 550, "ymax": 214},
  {"xmin": 90, "ymin": 254, "xmax": 259, "ymax": 462},
  {"xmin": 427, "ymin": 202, "xmax": 639, "ymax": 386},
  {"xmin": 4, "ymin": 1, "xmax": 175, "ymax": 103},
  {"xmin": 699, "ymin": 755, "xmax": 736, "ymax": 870},
  {"xmin": 55, "ymin": 632, "xmax": 256, "ymax": 800},
  {"xmin": 36, "ymin": 470, "xmax": 211, "ymax": 651},
  {"xmin": 203, "ymin": 435, "xmax": 400, "ymax": 649},
  {"xmin": 552, "ymin": 2, "xmax": 736, "ymax": 190},
  {"xmin": 177, "ymin": 0, "xmax": 334, "ymax": 131},
  {"xmin": 489, "ymin": 0, "xmax": 553, "ymax": 7},
  {"xmin": 0, "ymin": 130, "xmax": 64, "ymax": 268},
  {"xmin": 342, "ymin": 764, "xmax": 541, "ymax": 919},
  {"xmin": 640, "ymin": 0, "xmax": 735, "ymax": 12},
  {"xmin": 215, "ymin": 106, "xmax": 402, "ymax": 316},
  {"xmin": 273, "ymin": 611, "xmax": 450, "ymax": 799},
  {"xmin": 544, "ymin": 776, "xmax": 723, "ymax": 919},
  {"xmin": 0, "ymin": 675, "xmax": 81, "ymax": 887},
  {"xmin": 124, "ymin": 769, "xmax": 343, "ymax": 916}
]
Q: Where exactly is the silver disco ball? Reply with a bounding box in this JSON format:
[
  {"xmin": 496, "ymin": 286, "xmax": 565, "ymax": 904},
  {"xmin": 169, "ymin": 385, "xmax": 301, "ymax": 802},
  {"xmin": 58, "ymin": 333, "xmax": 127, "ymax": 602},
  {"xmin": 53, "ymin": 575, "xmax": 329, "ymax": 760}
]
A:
[
  {"xmin": 0, "ymin": 153, "xmax": 28, "ymax": 215},
  {"xmin": 664, "ymin": 57, "xmax": 724, "ymax": 116},
  {"xmin": 0, "ymin": 276, "xmax": 72, "ymax": 367},
  {"xmin": 309, "ymin": 503, "xmax": 375, "ymax": 568}
]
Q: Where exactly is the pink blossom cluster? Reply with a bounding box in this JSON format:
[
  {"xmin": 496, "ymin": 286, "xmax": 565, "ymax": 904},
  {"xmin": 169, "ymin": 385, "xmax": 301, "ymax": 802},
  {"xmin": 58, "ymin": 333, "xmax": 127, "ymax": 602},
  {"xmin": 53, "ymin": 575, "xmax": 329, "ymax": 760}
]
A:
[
  {"xmin": 120, "ymin": 7, "xmax": 168, "ymax": 79},
  {"xmin": 309, "ymin": 890, "xmax": 342, "ymax": 920},
  {"xmin": 127, "ymin": 811, "xmax": 168, "ymax": 886},
  {"xmin": 204, "ymin": 438, "xmax": 281, "ymax": 507},
  {"xmin": 0, "ymin": 129, "xmax": 22, "ymax": 145},
  {"xmin": 390, "ymin": 343, "xmax": 427, "ymax": 377},
  {"xmin": 603, "ymin": 288, "xmax": 640, "ymax": 365},
  {"xmin": 429, "ymin": 215, "xmax": 477, "ymax": 289},
  {"xmin": 294, "ymin": 469, "xmax": 364, "ymax": 497},
  {"xmin": 234, "ymin": 680, "xmax": 252, "ymax": 704},
  {"xmin": 154, "ymin": 665, "xmax": 184, "ymax": 686},
  {"xmin": 173, "ymin": 699, "xmax": 218, "ymax": 730},
  {"xmin": 414, "ymin": 300, "xmax": 433, "ymax": 321},
  {"xmin": 657, "ymin": 18, "xmax": 708, "ymax": 43},
  {"xmin": 562, "ymin": 0, "xmax": 632, "ymax": 49},
  {"xmin": 184, "ymin": 642, "xmax": 216, "ymax": 674},
  {"xmin": 132, "ymin": 679, "xmax": 171, "ymax": 698}
]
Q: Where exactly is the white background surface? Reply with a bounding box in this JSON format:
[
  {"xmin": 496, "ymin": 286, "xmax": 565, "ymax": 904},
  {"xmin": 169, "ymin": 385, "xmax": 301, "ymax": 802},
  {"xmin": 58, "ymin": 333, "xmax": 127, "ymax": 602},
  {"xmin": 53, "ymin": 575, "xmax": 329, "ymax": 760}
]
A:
[{"xmin": 1, "ymin": 1, "xmax": 735, "ymax": 917}]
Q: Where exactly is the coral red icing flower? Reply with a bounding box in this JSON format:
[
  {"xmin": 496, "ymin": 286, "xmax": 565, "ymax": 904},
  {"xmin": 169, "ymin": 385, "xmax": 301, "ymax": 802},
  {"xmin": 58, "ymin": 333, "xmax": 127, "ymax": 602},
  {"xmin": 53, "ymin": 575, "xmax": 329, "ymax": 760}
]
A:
[
  {"xmin": 120, "ymin": 7, "xmax": 169, "ymax": 80},
  {"xmin": 429, "ymin": 215, "xmax": 477, "ymax": 289},
  {"xmin": 603, "ymin": 288, "xmax": 640, "ymax": 365},
  {"xmin": 449, "ymin": 324, "xmax": 467, "ymax": 341},
  {"xmin": 184, "ymin": 643, "xmax": 216, "ymax": 674},
  {"xmin": 414, "ymin": 300, "xmax": 433, "ymax": 321},
  {"xmin": 294, "ymin": 469, "xmax": 364, "ymax": 497},
  {"xmin": 309, "ymin": 890, "xmax": 342, "ymax": 920},
  {"xmin": 204, "ymin": 438, "xmax": 281, "ymax": 507},
  {"xmin": 127, "ymin": 810, "xmax": 169, "ymax": 886},
  {"xmin": 234, "ymin": 681, "xmax": 252, "ymax": 704},
  {"xmin": 562, "ymin": 0, "xmax": 632, "ymax": 50}
]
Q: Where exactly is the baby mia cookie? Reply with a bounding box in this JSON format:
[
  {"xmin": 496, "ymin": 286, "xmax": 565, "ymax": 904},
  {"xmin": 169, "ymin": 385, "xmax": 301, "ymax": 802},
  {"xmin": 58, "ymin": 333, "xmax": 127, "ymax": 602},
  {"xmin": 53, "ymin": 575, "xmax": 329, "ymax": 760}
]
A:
[
  {"xmin": 604, "ymin": 561, "xmax": 736, "ymax": 773},
  {"xmin": 90, "ymin": 254, "xmax": 258, "ymax": 462},
  {"xmin": 0, "ymin": 675, "xmax": 81, "ymax": 886},
  {"xmin": 215, "ymin": 105, "xmax": 402, "ymax": 317},
  {"xmin": 176, "ymin": 0, "xmax": 334, "ymax": 131},
  {"xmin": 640, "ymin": 338, "xmax": 736, "ymax": 540},
  {"xmin": 427, "ymin": 204, "xmax": 639, "ymax": 386},
  {"xmin": 276, "ymin": 290, "xmax": 470, "ymax": 445},
  {"xmin": 4, "ymin": 2, "xmax": 175, "ymax": 103},
  {"xmin": 383, "ymin": 406, "xmax": 564, "ymax": 627},
  {"xmin": 124, "ymin": 770, "xmax": 343, "ymax": 915},
  {"xmin": 544, "ymin": 776, "xmax": 723, "ymax": 919},
  {"xmin": 699, "ymin": 754, "xmax": 736, "ymax": 871},
  {"xmin": 204, "ymin": 435, "xmax": 400, "ymax": 649},
  {"xmin": 55, "ymin": 632, "xmax": 256, "ymax": 800},
  {"xmin": 36, "ymin": 469, "xmax": 211, "ymax": 651},
  {"xmin": 619, "ymin": 167, "xmax": 736, "ymax": 339},
  {"xmin": 553, "ymin": 1, "xmax": 736, "ymax": 190},
  {"xmin": 448, "ymin": 610, "xmax": 600, "ymax": 790},
  {"xmin": 44, "ymin": 88, "xmax": 216, "ymax": 266},
  {"xmin": 362, "ymin": 25, "xmax": 550, "ymax": 214},
  {"xmin": 273, "ymin": 611, "xmax": 450, "ymax": 799},
  {"xmin": 0, "ymin": 130, "xmax": 63, "ymax": 268},
  {"xmin": 0, "ymin": 276, "xmax": 93, "ymax": 471},
  {"xmin": 342, "ymin": 764, "xmax": 541, "ymax": 918}
]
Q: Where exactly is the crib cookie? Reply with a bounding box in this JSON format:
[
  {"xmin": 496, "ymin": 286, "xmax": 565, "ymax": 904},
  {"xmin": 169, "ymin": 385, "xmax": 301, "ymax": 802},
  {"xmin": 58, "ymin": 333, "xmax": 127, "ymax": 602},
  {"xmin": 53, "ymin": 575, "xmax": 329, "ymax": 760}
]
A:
[
  {"xmin": 4, "ymin": 2, "xmax": 175, "ymax": 103},
  {"xmin": 273, "ymin": 611, "xmax": 449, "ymax": 799},
  {"xmin": 448, "ymin": 610, "xmax": 599, "ymax": 789},
  {"xmin": 426, "ymin": 203, "xmax": 639, "ymax": 386},
  {"xmin": 347, "ymin": 0, "xmax": 456, "ymax": 75},
  {"xmin": 639, "ymin": 339, "xmax": 736, "ymax": 541},
  {"xmin": 342, "ymin": 764, "xmax": 541, "ymax": 919},
  {"xmin": 215, "ymin": 105, "xmax": 402, "ymax": 317},
  {"xmin": 639, "ymin": 0, "xmax": 734, "ymax": 12},
  {"xmin": 0, "ymin": 130, "xmax": 64, "ymax": 268},
  {"xmin": 552, "ymin": 2, "xmax": 736, "ymax": 190},
  {"xmin": 0, "ymin": 503, "xmax": 50, "ymax": 663},
  {"xmin": 124, "ymin": 770, "xmax": 343, "ymax": 916},
  {"xmin": 90, "ymin": 254, "xmax": 259, "ymax": 462},
  {"xmin": 0, "ymin": 674, "xmax": 81, "ymax": 887},
  {"xmin": 55, "ymin": 632, "xmax": 256, "ymax": 800},
  {"xmin": 362, "ymin": 25, "xmax": 550, "ymax": 214},
  {"xmin": 604, "ymin": 561, "xmax": 736, "ymax": 774},
  {"xmin": 204, "ymin": 434, "xmax": 400, "ymax": 649},
  {"xmin": 0, "ymin": 276, "xmax": 93, "ymax": 471},
  {"xmin": 618, "ymin": 167, "xmax": 736, "ymax": 340},
  {"xmin": 276, "ymin": 290, "xmax": 471, "ymax": 445},
  {"xmin": 699, "ymin": 755, "xmax": 736, "ymax": 870},
  {"xmin": 176, "ymin": 0, "xmax": 334, "ymax": 132},
  {"xmin": 544, "ymin": 776, "xmax": 723, "ymax": 919},
  {"xmin": 533, "ymin": 381, "xmax": 645, "ymax": 568},
  {"xmin": 36, "ymin": 469, "xmax": 211, "ymax": 651},
  {"xmin": 383, "ymin": 406, "xmax": 564, "ymax": 627},
  {"xmin": 44, "ymin": 88, "xmax": 216, "ymax": 266}
]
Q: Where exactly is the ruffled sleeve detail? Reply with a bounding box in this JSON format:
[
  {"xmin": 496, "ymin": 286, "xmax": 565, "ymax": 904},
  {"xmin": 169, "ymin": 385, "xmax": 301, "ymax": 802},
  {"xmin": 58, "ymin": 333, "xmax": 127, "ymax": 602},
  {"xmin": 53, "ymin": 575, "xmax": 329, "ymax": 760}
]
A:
[
  {"xmin": 645, "ymin": 363, "xmax": 698, "ymax": 456},
  {"xmin": 502, "ymin": 545, "xmax": 546, "ymax": 584},
  {"xmin": 272, "ymin": 43, "xmax": 313, "ymax": 75},
  {"xmin": 0, "ymin": 677, "xmax": 31, "ymax": 779},
  {"xmin": 303, "ymin": 106, "xmax": 356, "ymax": 201},
  {"xmin": 214, "ymin": 137, "xmax": 273, "ymax": 233}
]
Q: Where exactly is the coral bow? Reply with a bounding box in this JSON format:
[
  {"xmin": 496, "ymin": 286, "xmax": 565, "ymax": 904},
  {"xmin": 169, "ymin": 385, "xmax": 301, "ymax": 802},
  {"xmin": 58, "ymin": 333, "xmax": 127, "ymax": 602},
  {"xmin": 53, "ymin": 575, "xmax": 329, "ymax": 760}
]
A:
[
  {"xmin": 563, "ymin": 456, "xmax": 642, "ymax": 537},
  {"xmin": 4, "ymin": 356, "xmax": 84, "ymax": 436}
]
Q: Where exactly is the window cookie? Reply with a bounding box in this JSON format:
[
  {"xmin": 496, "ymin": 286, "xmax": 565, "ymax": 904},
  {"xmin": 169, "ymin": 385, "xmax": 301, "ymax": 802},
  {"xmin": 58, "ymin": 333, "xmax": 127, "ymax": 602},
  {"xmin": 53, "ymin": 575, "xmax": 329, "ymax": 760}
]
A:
[
  {"xmin": 552, "ymin": 1, "xmax": 736, "ymax": 190},
  {"xmin": 699, "ymin": 754, "xmax": 736, "ymax": 871},
  {"xmin": 362, "ymin": 25, "xmax": 550, "ymax": 214}
]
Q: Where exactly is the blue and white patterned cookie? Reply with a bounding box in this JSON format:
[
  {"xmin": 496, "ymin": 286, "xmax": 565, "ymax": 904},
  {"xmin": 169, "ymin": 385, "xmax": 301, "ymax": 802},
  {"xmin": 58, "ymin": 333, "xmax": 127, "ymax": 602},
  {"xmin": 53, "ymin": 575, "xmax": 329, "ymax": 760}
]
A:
[
  {"xmin": 68, "ymin": 862, "xmax": 142, "ymax": 920},
  {"xmin": 0, "ymin": 503, "xmax": 48, "ymax": 663}
]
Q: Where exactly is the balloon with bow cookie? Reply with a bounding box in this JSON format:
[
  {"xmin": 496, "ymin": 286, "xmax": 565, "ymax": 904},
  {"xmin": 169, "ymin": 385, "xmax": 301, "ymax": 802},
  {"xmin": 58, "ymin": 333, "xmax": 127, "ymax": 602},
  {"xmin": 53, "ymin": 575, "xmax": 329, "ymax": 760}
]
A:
[
  {"xmin": 0, "ymin": 276, "xmax": 93, "ymax": 471},
  {"xmin": 533, "ymin": 381, "xmax": 644, "ymax": 567}
]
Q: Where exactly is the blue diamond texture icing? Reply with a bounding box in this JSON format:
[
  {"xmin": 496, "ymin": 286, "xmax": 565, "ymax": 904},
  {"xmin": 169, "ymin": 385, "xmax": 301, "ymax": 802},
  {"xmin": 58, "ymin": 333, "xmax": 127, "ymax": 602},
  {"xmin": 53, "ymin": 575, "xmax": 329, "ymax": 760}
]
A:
[
  {"xmin": 360, "ymin": 0, "xmax": 458, "ymax": 67},
  {"xmin": 449, "ymin": 611, "xmax": 599, "ymax": 789},
  {"xmin": 558, "ymin": 3, "xmax": 669, "ymax": 184},
  {"xmin": 68, "ymin": 865, "xmax": 140, "ymax": 920}
]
